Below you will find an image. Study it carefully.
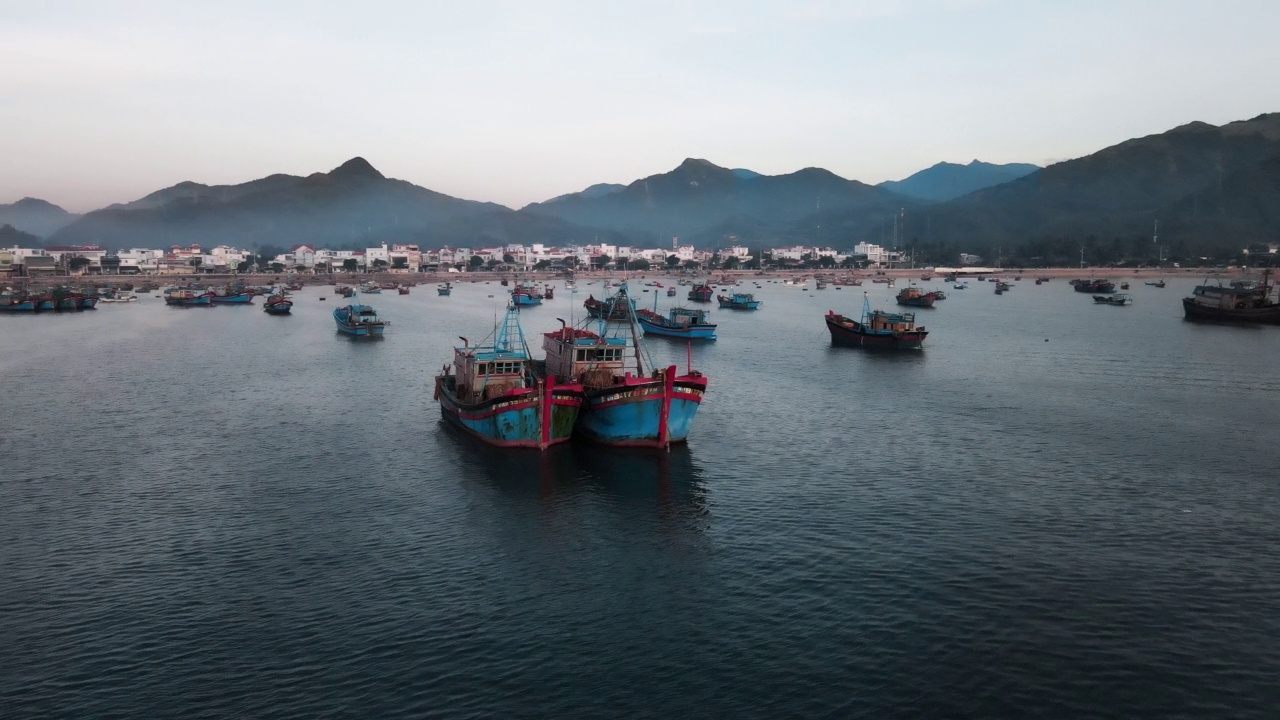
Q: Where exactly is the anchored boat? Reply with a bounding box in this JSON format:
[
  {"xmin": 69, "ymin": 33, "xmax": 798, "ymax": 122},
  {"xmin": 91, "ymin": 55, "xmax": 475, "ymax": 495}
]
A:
[
  {"xmin": 825, "ymin": 294, "xmax": 928, "ymax": 349},
  {"xmin": 434, "ymin": 303, "xmax": 584, "ymax": 449},
  {"xmin": 543, "ymin": 285, "xmax": 707, "ymax": 447},
  {"xmin": 333, "ymin": 302, "xmax": 388, "ymax": 336}
]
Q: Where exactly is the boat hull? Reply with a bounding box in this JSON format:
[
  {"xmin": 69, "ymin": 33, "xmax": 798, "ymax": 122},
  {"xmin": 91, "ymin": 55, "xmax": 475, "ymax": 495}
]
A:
[
  {"xmin": 263, "ymin": 300, "xmax": 293, "ymax": 315},
  {"xmin": 210, "ymin": 293, "xmax": 255, "ymax": 304},
  {"xmin": 825, "ymin": 314, "xmax": 927, "ymax": 349},
  {"xmin": 334, "ymin": 321, "xmax": 386, "ymax": 336},
  {"xmin": 436, "ymin": 376, "xmax": 583, "ymax": 449},
  {"xmin": 1182, "ymin": 297, "xmax": 1280, "ymax": 324},
  {"xmin": 165, "ymin": 294, "xmax": 212, "ymax": 306},
  {"xmin": 576, "ymin": 368, "xmax": 707, "ymax": 448},
  {"xmin": 636, "ymin": 316, "xmax": 717, "ymax": 340},
  {"xmin": 78, "ymin": 297, "xmax": 99, "ymax": 309},
  {"xmin": 0, "ymin": 300, "xmax": 37, "ymax": 312}
]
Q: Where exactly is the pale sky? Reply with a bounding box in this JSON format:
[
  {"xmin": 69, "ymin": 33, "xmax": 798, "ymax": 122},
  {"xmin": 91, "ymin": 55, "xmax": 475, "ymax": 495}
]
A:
[{"xmin": 3, "ymin": 0, "xmax": 1278, "ymax": 213}]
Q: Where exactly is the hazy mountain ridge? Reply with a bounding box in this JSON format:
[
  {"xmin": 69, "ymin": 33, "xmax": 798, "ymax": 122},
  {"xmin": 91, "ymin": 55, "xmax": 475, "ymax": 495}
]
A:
[
  {"xmin": 879, "ymin": 160, "xmax": 1041, "ymax": 202},
  {"xmin": 49, "ymin": 158, "xmax": 588, "ymax": 252},
  {"xmin": 522, "ymin": 158, "xmax": 917, "ymax": 248},
  {"xmin": 906, "ymin": 112, "xmax": 1280, "ymax": 251},
  {"xmin": 0, "ymin": 197, "xmax": 80, "ymax": 240},
  {"xmin": 26, "ymin": 112, "xmax": 1280, "ymax": 257}
]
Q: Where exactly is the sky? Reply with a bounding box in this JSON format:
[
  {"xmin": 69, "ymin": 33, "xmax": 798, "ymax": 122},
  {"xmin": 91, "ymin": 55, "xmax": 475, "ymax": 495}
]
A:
[{"xmin": 3, "ymin": 0, "xmax": 1279, "ymax": 213}]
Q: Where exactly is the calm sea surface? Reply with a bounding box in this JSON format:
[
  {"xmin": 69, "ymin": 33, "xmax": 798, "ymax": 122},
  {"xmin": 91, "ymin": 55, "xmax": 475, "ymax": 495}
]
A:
[{"xmin": 3, "ymin": 276, "xmax": 1279, "ymax": 718}]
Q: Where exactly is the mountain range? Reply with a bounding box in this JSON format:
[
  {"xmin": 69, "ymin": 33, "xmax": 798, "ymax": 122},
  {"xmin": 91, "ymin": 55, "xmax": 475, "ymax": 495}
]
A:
[{"xmin": 13, "ymin": 112, "xmax": 1280, "ymax": 262}]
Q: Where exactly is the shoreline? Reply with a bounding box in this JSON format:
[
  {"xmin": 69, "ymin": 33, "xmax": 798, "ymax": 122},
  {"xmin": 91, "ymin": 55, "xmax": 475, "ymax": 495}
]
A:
[{"xmin": 3, "ymin": 265, "xmax": 1256, "ymax": 290}]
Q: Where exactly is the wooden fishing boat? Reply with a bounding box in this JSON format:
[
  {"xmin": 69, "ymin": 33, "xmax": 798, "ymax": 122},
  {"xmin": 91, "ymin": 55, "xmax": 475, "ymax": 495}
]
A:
[
  {"xmin": 1182, "ymin": 269, "xmax": 1280, "ymax": 323},
  {"xmin": 434, "ymin": 303, "xmax": 584, "ymax": 449},
  {"xmin": 716, "ymin": 292, "xmax": 762, "ymax": 310},
  {"xmin": 541, "ymin": 288, "xmax": 707, "ymax": 448},
  {"xmin": 895, "ymin": 286, "xmax": 937, "ymax": 308},
  {"xmin": 687, "ymin": 283, "xmax": 714, "ymax": 302},
  {"xmin": 825, "ymin": 294, "xmax": 928, "ymax": 349},
  {"xmin": 636, "ymin": 302, "xmax": 717, "ymax": 340},
  {"xmin": 333, "ymin": 303, "xmax": 388, "ymax": 336},
  {"xmin": 263, "ymin": 294, "xmax": 293, "ymax": 315}
]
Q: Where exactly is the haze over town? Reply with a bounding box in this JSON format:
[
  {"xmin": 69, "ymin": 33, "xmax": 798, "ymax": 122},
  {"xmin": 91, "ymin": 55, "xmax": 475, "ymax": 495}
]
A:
[{"xmin": 5, "ymin": 0, "xmax": 1279, "ymax": 213}]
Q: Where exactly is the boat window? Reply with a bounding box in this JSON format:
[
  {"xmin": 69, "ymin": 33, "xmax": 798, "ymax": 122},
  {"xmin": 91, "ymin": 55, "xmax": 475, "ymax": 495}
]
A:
[
  {"xmin": 576, "ymin": 349, "xmax": 587, "ymax": 362},
  {"xmin": 478, "ymin": 362, "xmax": 488, "ymax": 373}
]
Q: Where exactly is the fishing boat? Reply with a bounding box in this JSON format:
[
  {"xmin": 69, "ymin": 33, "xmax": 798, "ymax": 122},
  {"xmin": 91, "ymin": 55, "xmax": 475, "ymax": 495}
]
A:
[
  {"xmin": 636, "ymin": 299, "xmax": 718, "ymax": 341},
  {"xmin": 824, "ymin": 294, "xmax": 928, "ymax": 349},
  {"xmin": 397, "ymin": 285, "xmax": 410, "ymax": 295},
  {"xmin": 333, "ymin": 302, "xmax": 388, "ymax": 336},
  {"xmin": 209, "ymin": 288, "xmax": 255, "ymax": 304},
  {"xmin": 895, "ymin": 286, "xmax": 937, "ymax": 308},
  {"xmin": 667, "ymin": 286, "xmax": 678, "ymax": 296},
  {"xmin": 1093, "ymin": 293, "xmax": 1132, "ymax": 305},
  {"xmin": 511, "ymin": 281, "xmax": 543, "ymax": 306},
  {"xmin": 543, "ymin": 284, "xmax": 555, "ymax": 300},
  {"xmin": 583, "ymin": 289, "xmax": 635, "ymax": 320},
  {"xmin": 687, "ymin": 283, "xmax": 714, "ymax": 303},
  {"xmin": 716, "ymin": 292, "xmax": 762, "ymax": 310},
  {"xmin": 434, "ymin": 303, "xmax": 584, "ymax": 449},
  {"xmin": 541, "ymin": 286, "xmax": 707, "ymax": 448},
  {"xmin": 359, "ymin": 282, "xmax": 382, "ymax": 294},
  {"xmin": 0, "ymin": 292, "xmax": 37, "ymax": 312},
  {"xmin": 1146, "ymin": 279, "xmax": 1167, "ymax": 288},
  {"xmin": 163, "ymin": 289, "xmax": 213, "ymax": 306},
  {"xmin": 335, "ymin": 284, "xmax": 355, "ymax": 298},
  {"xmin": 1119, "ymin": 281, "xmax": 1130, "ymax": 290},
  {"xmin": 1071, "ymin": 279, "xmax": 1115, "ymax": 293},
  {"xmin": 438, "ymin": 283, "xmax": 452, "ymax": 296},
  {"xmin": 1182, "ymin": 269, "xmax": 1280, "ymax": 324},
  {"xmin": 263, "ymin": 293, "xmax": 293, "ymax": 315}
]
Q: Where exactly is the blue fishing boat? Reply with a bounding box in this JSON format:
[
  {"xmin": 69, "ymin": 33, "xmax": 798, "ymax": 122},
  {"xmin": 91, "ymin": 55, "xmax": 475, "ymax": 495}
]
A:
[
  {"xmin": 437, "ymin": 282, "xmax": 452, "ymax": 296},
  {"xmin": 333, "ymin": 303, "xmax": 388, "ymax": 336},
  {"xmin": 164, "ymin": 289, "xmax": 213, "ymax": 306},
  {"xmin": 635, "ymin": 298, "xmax": 717, "ymax": 340},
  {"xmin": 716, "ymin": 292, "xmax": 762, "ymax": 310},
  {"xmin": 0, "ymin": 294, "xmax": 37, "ymax": 312},
  {"xmin": 210, "ymin": 290, "xmax": 255, "ymax": 304},
  {"xmin": 511, "ymin": 282, "xmax": 542, "ymax": 306},
  {"xmin": 687, "ymin": 282, "xmax": 714, "ymax": 302},
  {"xmin": 434, "ymin": 303, "xmax": 584, "ymax": 449},
  {"xmin": 542, "ymin": 286, "xmax": 708, "ymax": 448}
]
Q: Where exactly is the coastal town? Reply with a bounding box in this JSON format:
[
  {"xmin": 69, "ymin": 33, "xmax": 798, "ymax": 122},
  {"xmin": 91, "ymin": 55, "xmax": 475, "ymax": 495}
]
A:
[{"xmin": 0, "ymin": 239, "xmax": 923, "ymax": 278}]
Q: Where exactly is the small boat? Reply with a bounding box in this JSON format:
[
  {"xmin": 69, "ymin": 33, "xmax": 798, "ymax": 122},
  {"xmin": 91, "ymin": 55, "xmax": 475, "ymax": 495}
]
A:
[
  {"xmin": 397, "ymin": 285, "xmax": 410, "ymax": 295},
  {"xmin": 825, "ymin": 294, "xmax": 928, "ymax": 350},
  {"xmin": 542, "ymin": 289, "xmax": 708, "ymax": 448},
  {"xmin": 335, "ymin": 285, "xmax": 355, "ymax": 298},
  {"xmin": 1146, "ymin": 279, "xmax": 1167, "ymax": 288},
  {"xmin": 434, "ymin": 303, "xmax": 584, "ymax": 449},
  {"xmin": 953, "ymin": 282, "xmax": 969, "ymax": 290},
  {"xmin": 1120, "ymin": 281, "xmax": 1131, "ymax": 290},
  {"xmin": 1093, "ymin": 293, "xmax": 1132, "ymax": 305},
  {"xmin": 687, "ymin": 283, "xmax": 714, "ymax": 303},
  {"xmin": 263, "ymin": 294, "xmax": 293, "ymax": 315},
  {"xmin": 1182, "ymin": 269, "xmax": 1280, "ymax": 324},
  {"xmin": 438, "ymin": 283, "xmax": 452, "ymax": 296},
  {"xmin": 995, "ymin": 281, "xmax": 1012, "ymax": 293},
  {"xmin": 333, "ymin": 303, "xmax": 388, "ymax": 336},
  {"xmin": 359, "ymin": 282, "xmax": 382, "ymax": 294},
  {"xmin": 543, "ymin": 284, "xmax": 555, "ymax": 300},
  {"xmin": 636, "ymin": 303, "xmax": 718, "ymax": 340},
  {"xmin": 895, "ymin": 286, "xmax": 937, "ymax": 308},
  {"xmin": 666, "ymin": 286, "xmax": 678, "ymax": 296},
  {"xmin": 717, "ymin": 292, "xmax": 762, "ymax": 310}
]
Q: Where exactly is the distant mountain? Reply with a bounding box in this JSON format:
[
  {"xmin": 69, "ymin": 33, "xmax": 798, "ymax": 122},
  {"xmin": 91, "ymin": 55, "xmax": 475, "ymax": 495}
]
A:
[
  {"xmin": 879, "ymin": 160, "xmax": 1040, "ymax": 202},
  {"xmin": 48, "ymin": 158, "xmax": 595, "ymax": 252},
  {"xmin": 1, "ymin": 223, "xmax": 43, "ymax": 247},
  {"xmin": 853, "ymin": 113, "xmax": 1280, "ymax": 261},
  {"xmin": 522, "ymin": 158, "xmax": 915, "ymax": 247},
  {"xmin": 0, "ymin": 198, "xmax": 80, "ymax": 239}
]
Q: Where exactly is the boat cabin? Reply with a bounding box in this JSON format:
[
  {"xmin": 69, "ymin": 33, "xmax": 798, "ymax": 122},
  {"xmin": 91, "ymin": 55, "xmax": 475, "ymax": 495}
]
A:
[
  {"xmin": 452, "ymin": 344, "xmax": 529, "ymax": 402},
  {"xmin": 867, "ymin": 310, "xmax": 919, "ymax": 333},
  {"xmin": 543, "ymin": 326, "xmax": 629, "ymax": 384}
]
